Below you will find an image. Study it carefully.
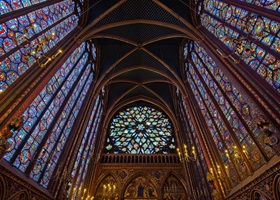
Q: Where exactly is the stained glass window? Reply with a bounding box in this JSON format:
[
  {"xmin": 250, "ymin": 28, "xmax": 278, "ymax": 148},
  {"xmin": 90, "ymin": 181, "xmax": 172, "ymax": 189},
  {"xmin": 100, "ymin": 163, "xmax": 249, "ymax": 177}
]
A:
[
  {"xmin": 70, "ymin": 98, "xmax": 103, "ymax": 199},
  {"xmin": 0, "ymin": 0, "xmax": 79, "ymax": 93},
  {"xmin": 201, "ymin": 0, "xmax": 280, "ymax": 92},
  {"xmin": 238, "ymin": 0, "xmax": 280, "ymax": 11},
  {"xmin": 4, "ymin": 43, "xmax": 86, "ymax": 162},
  {"xmin": 0, "ymin": 0, "xmax": 47, "ymax": 15},
  {"xmin": 178, "ymin": 93, "xmax": 211, "ymax": 198},
  {"xmin": 183, "ymin": 41, "xmax": 274, "ymax": 184},
  {"xmin": 4, "ymin": 38, "xmax": 99, "ymax": 188},
  {"xmin": 105, "ymin": 106, "xmax": 176, "ymax": 154}
]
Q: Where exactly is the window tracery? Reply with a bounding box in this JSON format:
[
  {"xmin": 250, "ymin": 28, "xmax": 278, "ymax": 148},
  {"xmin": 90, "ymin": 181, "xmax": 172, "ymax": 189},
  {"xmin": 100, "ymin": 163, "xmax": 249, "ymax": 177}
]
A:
[{"xmin": 105, "ymin": 106, "xmax": 176, "ymax": 154}]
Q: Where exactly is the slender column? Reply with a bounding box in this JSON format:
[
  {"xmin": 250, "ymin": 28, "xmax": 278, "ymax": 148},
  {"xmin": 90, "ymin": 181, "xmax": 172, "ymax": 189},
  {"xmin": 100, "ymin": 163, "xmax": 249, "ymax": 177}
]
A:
[
  {"xmin": 180, "ymin": 113, "xmax": 205, "ymax": 198},
  {"xmin": 184, "ymin": 93, "xmax": 227, "ymax": 199},
  {"xmin": 73, "ymin": 105, "xmax": 102, "ymax": 199},
  {"xmin": 80, "ymin": 107, "xmax": 104, "ymax": 199},
  {"xmin": 179, "ymin": 97, "xmax": 216, "ymax": 197},
  {"xmin": 88, "ymin": 125, "xmax": 107, "ymax": 197},
  {"xmin": 176, "ymin": 125, "xmax": 196, "ymax": 198}
]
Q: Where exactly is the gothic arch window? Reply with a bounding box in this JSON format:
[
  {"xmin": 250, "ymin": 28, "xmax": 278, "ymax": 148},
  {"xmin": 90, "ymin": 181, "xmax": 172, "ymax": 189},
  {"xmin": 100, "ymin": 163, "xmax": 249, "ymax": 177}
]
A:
[
  {"xmin": 0, "ymin": 0, "xmax": 80, "ymax": 92},
  {"xmin": 199, "ymin": 0, "xmax": 280, "ymax": 92},
  {"xmin": 105, "ymin": 106, "xmax": 176, "ymax": 154},
  {"xmin": 3, "ymin": 41, "xmax": 100, "ymax": 188},
  {"xmin": 183, "ymin": 41, "xmax": 274, "ymax": 184}
]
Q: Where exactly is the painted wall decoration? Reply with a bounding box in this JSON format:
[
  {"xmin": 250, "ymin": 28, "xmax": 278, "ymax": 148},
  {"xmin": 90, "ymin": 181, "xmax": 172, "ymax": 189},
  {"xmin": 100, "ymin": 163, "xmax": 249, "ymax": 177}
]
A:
[
  {"xmin": 95, "ymin": 176, "xmax": 118, "ymax": 200},
  {"xmin": 163, "ymin": 175, "xmax": 187, "ymax": 200},
  {"xmin": 124, "ymin": 176, "xmax": 158, "ymax": 199}
]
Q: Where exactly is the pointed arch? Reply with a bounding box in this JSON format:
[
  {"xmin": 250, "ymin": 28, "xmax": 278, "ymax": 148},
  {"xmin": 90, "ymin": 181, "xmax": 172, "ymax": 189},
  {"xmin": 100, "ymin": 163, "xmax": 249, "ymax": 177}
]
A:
[
  {"xmin": 250, "ymin": 189, "xmax": 271, "ymax": 200},
  {"xmin": 273, "ymin": 174, "xmax": 280, "ymax": 200},
  {"xmin": 121, "ymin": 172, "xmax": 159, "ymax": 199},
  {"xmin": 161, "ymin": 173, "xmax": 188, "ymax": 200},
  {"xmin": 0, "ymin": 175, "xmax": 6, "ymax": 200},
  {"xmin": 93, "ymin": 173, "xmax": 119, "ymax": 200},
  {"xmin": 7, "ymin": 190, "xmax": 29, "ymax": 200}
]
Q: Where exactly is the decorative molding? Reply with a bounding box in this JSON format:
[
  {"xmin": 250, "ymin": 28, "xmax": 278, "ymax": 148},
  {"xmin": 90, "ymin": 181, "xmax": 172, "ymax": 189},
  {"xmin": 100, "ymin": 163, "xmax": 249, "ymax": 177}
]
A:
[
  {"xmin": 0, "ymin": 164, "xmax": 53, "ymax": 200},
  {"xmin": 226, "ymin": 156, "xmax": 280, "ymax": 200}
]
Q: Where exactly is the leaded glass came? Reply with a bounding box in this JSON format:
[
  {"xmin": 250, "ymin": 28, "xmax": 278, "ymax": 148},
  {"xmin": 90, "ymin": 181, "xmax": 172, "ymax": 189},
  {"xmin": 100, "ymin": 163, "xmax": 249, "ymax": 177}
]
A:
[{"xmin": 105, "ymin": 106, "xmax": 176, "ymax": 154}]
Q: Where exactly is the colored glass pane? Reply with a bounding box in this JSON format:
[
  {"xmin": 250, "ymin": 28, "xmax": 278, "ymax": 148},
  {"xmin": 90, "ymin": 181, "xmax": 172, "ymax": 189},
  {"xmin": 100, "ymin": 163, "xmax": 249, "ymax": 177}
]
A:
[
  {"xmin": 0, "ymin": 0, "xmax": 78, "ymax": 92},
  {"xmin": 105, "ymin": 106, "xmax": 175, "ymax": 154},
  {"xmin": 239, "ymin": 0, "xmax": 280, "ymax": 11},
  {"xmin": 71, "ymin": 104, "xmax": 103, "ymax": 199},
  {"xmin": 204, "ymin": 0, "xmax": 280, "ymax": 53},
  {"xmin": 201, "ymin": 12, "xmax": 280, "ymax": 92},
  {"xmin": 30, "ymin": 63, "xmax": 92, "ymax": 182},
  {"xmin": 40, "ymin": 70, "xmax": 94, "ymax": 188},
  {"xmin": 187, "ymin": 64, "xmax": 241, "ymax": 183},
  {"xmin": 13, "ymin": 53, "xmax": 89, "ymax": 172},
  {"xmin": 192, "ymin": 42, "xmax": 274, "ymax": 158},
  {"xmin": 71, "ymin": 96, "xmax": 100, "ymax": 179},
  {"xmin": 0, "ymin": 1, "xmax": 75, "ymax": 56},
  {"xmin": 191, "ymin": 45, "xmax": 264, "ymax": 171},
  {"xmin": 0, "ymin": 0, "xmax": 47, "ymax": 15},
  {"xmin": 4, "ymin": 43, "xmax": 86, "ymax": 162}
]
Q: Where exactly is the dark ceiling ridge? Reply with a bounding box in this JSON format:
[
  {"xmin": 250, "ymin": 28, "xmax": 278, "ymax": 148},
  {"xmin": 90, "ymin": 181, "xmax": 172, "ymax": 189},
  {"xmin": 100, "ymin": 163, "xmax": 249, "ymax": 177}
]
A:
[
  {"xmin": 77, "ymin": 0, "xmax": 128, "ymax": 38},
  {"xmin": 81, "ymin": 19, "xmax": 199, "ymax": 42},
  {"xmin": 103, "ymin": 66, "xmax": 175, "ymax": 86}
]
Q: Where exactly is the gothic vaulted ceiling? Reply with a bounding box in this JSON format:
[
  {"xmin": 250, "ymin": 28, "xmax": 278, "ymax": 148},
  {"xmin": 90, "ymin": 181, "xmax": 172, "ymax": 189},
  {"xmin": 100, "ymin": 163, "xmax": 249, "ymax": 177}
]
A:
[{"xmin": 77, "ymin": 0, "xmax": 204, "ymax": 114}]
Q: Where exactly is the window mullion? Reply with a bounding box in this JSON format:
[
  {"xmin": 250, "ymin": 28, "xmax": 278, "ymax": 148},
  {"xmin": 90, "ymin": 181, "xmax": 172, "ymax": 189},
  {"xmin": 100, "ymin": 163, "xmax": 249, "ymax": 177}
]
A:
[{"xmin": 8, "ymin": 51, "xmax": 85, "ymax": 164}]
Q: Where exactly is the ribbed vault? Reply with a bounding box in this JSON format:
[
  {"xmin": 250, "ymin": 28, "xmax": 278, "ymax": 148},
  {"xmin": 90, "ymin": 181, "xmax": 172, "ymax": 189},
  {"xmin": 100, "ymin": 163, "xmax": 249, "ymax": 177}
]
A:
[{"xmin": 77, "ymin": 0, "xmax": 203, "ymax": 117}]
